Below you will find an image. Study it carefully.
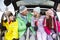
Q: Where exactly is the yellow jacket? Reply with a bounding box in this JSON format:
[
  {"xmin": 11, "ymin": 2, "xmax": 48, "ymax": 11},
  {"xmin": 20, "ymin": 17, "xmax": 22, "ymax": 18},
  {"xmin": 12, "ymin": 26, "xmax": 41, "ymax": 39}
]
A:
[{"xmin": 3, "ymin": 20, "xmax": 18, "ymax": 40}]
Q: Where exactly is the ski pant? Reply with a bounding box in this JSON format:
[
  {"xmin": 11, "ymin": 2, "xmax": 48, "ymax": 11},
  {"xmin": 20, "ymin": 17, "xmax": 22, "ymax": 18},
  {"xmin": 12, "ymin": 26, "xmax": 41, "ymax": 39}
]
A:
[
  {"xmin": 19, "ymin": 31, "xmax": 35, "ymax": 40},
  {"xmin": 37, "ymin": 31, "xmax": 47, "ymax": 40},
  {"xmin": 47, "ymin": 35, "xmax": 53, "ymax": 40},
  {"xmin": 47, "ymin": 29, "xmax": 56, "ymax": 40}
]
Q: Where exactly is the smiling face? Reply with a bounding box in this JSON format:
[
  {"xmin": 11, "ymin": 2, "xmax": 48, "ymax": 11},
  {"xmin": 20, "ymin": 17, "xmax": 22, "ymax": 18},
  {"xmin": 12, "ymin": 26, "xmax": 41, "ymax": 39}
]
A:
[
  {"xmin": 48, "ymin": 9, "xmax": 54, "ymax": 17},
  {"xmin": 45, "ymin": 9, "xmax": 54, "ymax": 19},
  {"xmin": 33, "ymin": 11, "xmax": 40, "ymax": 18},
  {"xmin": 21, "ymin": 9, "xmax": 28, "ymax": 16},
  {"xmin": 5, "ymin": 11, "xmax": 15, "ymax": 21},
  {"xmin": 9, "ymin": 15, "xmax": 15, "ymax": 21},
  {"xmin": 20, "ymin": 8, "xmax": 28, "ymax": 16},
  {"xmin": 33, "ymin": 11, "xmax": 38, "ymax": 16}
]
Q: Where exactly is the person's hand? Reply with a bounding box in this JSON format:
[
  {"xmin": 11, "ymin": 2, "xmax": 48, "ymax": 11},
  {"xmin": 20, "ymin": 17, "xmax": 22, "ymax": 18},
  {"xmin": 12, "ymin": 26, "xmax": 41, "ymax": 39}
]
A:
[
  {"xmin": 48, "ymin": 9, "xmax": 54, "ymax": 18},
  {"xmin": 34, "ymin": 26, "xmax": 38, "ymax": 31},
  {"xmin": 1, "ymin": 26, "xmax": 7, "ymax": 31},
  {"xmin": 26, "ymin": 22, "xmax": 31, "ymax": 27},
  {"xmin": 52, "ymin": 33, "xmax": 56, "ymax": 39},
  {"xmin": 50, "ymin": 33, "xmax": 56, "ymax": 39}
]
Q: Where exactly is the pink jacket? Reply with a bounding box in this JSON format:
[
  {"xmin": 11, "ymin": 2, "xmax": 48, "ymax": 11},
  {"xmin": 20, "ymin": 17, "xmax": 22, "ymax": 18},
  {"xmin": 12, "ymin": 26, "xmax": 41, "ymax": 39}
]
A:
[{"xmin": 43, "ymin": 17, "xmax": 60, "ymax": 35}]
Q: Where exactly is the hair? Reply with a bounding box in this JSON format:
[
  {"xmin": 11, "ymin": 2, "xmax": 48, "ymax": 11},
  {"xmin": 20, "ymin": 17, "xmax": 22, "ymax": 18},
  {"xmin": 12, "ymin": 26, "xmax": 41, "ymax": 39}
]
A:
[
  {"xmin": 8, "ymin": 12, "xmax": 13, "ymax": 17},
  {"xmin": 46, "ymin": 9, "xmax": 59, "ymax": 29},
  {"xmin": 1, "ymin": 13, "xmax": 7, "ymax": 26},
  {"xmin": 1, "ymin": 11, "xmax": 16, "ymax": 25},
  {"xmin": 46, "ymin": 16, "xmax": 52, "ymax": 29},
  {"xmin": 7, "ymin": 12, "xmax": 16, "ymax": 22}
]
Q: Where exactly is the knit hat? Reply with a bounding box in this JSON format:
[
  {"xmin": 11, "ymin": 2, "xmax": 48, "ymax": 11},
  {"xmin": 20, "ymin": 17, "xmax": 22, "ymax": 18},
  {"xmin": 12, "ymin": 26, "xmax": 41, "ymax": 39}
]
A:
[
  {"xmin": 33, "ymin": 7, "xmax": 41, "ymax": 13},
  {"xmin": 19, "ymin": 5, "xmax": 27, "ymax": 13}
]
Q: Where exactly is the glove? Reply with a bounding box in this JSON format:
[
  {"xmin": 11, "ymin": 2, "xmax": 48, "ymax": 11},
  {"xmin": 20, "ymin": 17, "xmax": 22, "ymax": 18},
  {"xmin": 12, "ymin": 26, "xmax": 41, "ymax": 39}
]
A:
[
  {"xmin": 1, "ymin": 26, "xmax": 7, "ymax": 31},
  {"xmin": 52, "ymin": 33, "xmax": 56, "ymax": 39},
  {"xmin": 26, "ymin": 22, "xmax": 31, "ymax": 27},
  {"xmin": 34, "ymin": 26, "xmax": 38, "ymax": 31},
  {"xmin": 50, "ymin": 33, "xmax": 56, "ymax": 39}
]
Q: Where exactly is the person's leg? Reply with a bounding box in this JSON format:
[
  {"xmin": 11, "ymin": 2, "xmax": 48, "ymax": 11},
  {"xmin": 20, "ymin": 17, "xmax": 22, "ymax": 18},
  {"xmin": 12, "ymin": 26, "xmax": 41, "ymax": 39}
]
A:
[
  {"xmin": 37, "ymin": 31, "xmax": 42, "ymax": 40},
  {"xmin": 19, "ymin": 35, "xmax": 26, "ymax": 40},
  {"xmin": 47, "ymin": 35, "xmax": 53, "ymax": 40},
  {"xmin": 42, "ymin": 32, "xmax": 47, "ymax": 40},
  {"xmin": 30, "ymin": 31, "xmax": 35, "ymax": 40}
]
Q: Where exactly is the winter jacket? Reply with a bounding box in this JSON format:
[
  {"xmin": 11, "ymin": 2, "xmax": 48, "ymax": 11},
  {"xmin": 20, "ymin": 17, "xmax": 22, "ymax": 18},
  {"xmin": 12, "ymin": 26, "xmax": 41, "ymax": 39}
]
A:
[
  {"xmin": 43, "ymin": 17, "xmax": 60, "ymax": 35},
  {"xmin": 16, "ymin": 13, "xmax": 35, "ymax": 38},
  {"xmin": 3, "ymin": 20, "xmax": 18, "ymax": 40},
  {"xmin": 31, "ymin": 16, "xmax": 47, "ymax": 40}
]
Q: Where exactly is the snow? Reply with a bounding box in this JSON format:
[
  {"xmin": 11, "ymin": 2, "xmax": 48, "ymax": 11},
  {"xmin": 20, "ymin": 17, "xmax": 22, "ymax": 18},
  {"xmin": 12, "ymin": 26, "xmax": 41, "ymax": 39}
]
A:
[
  {"xmin": 0, "ymin": 0, "xmax": 15, "ymax": 23},
  {"xmin": 56, "ymin": 12, "xmax": 60, "ymax": 22},
  {"xmin": 0, "ymin": 0, "xmax": 15, "ymax": 15}
]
